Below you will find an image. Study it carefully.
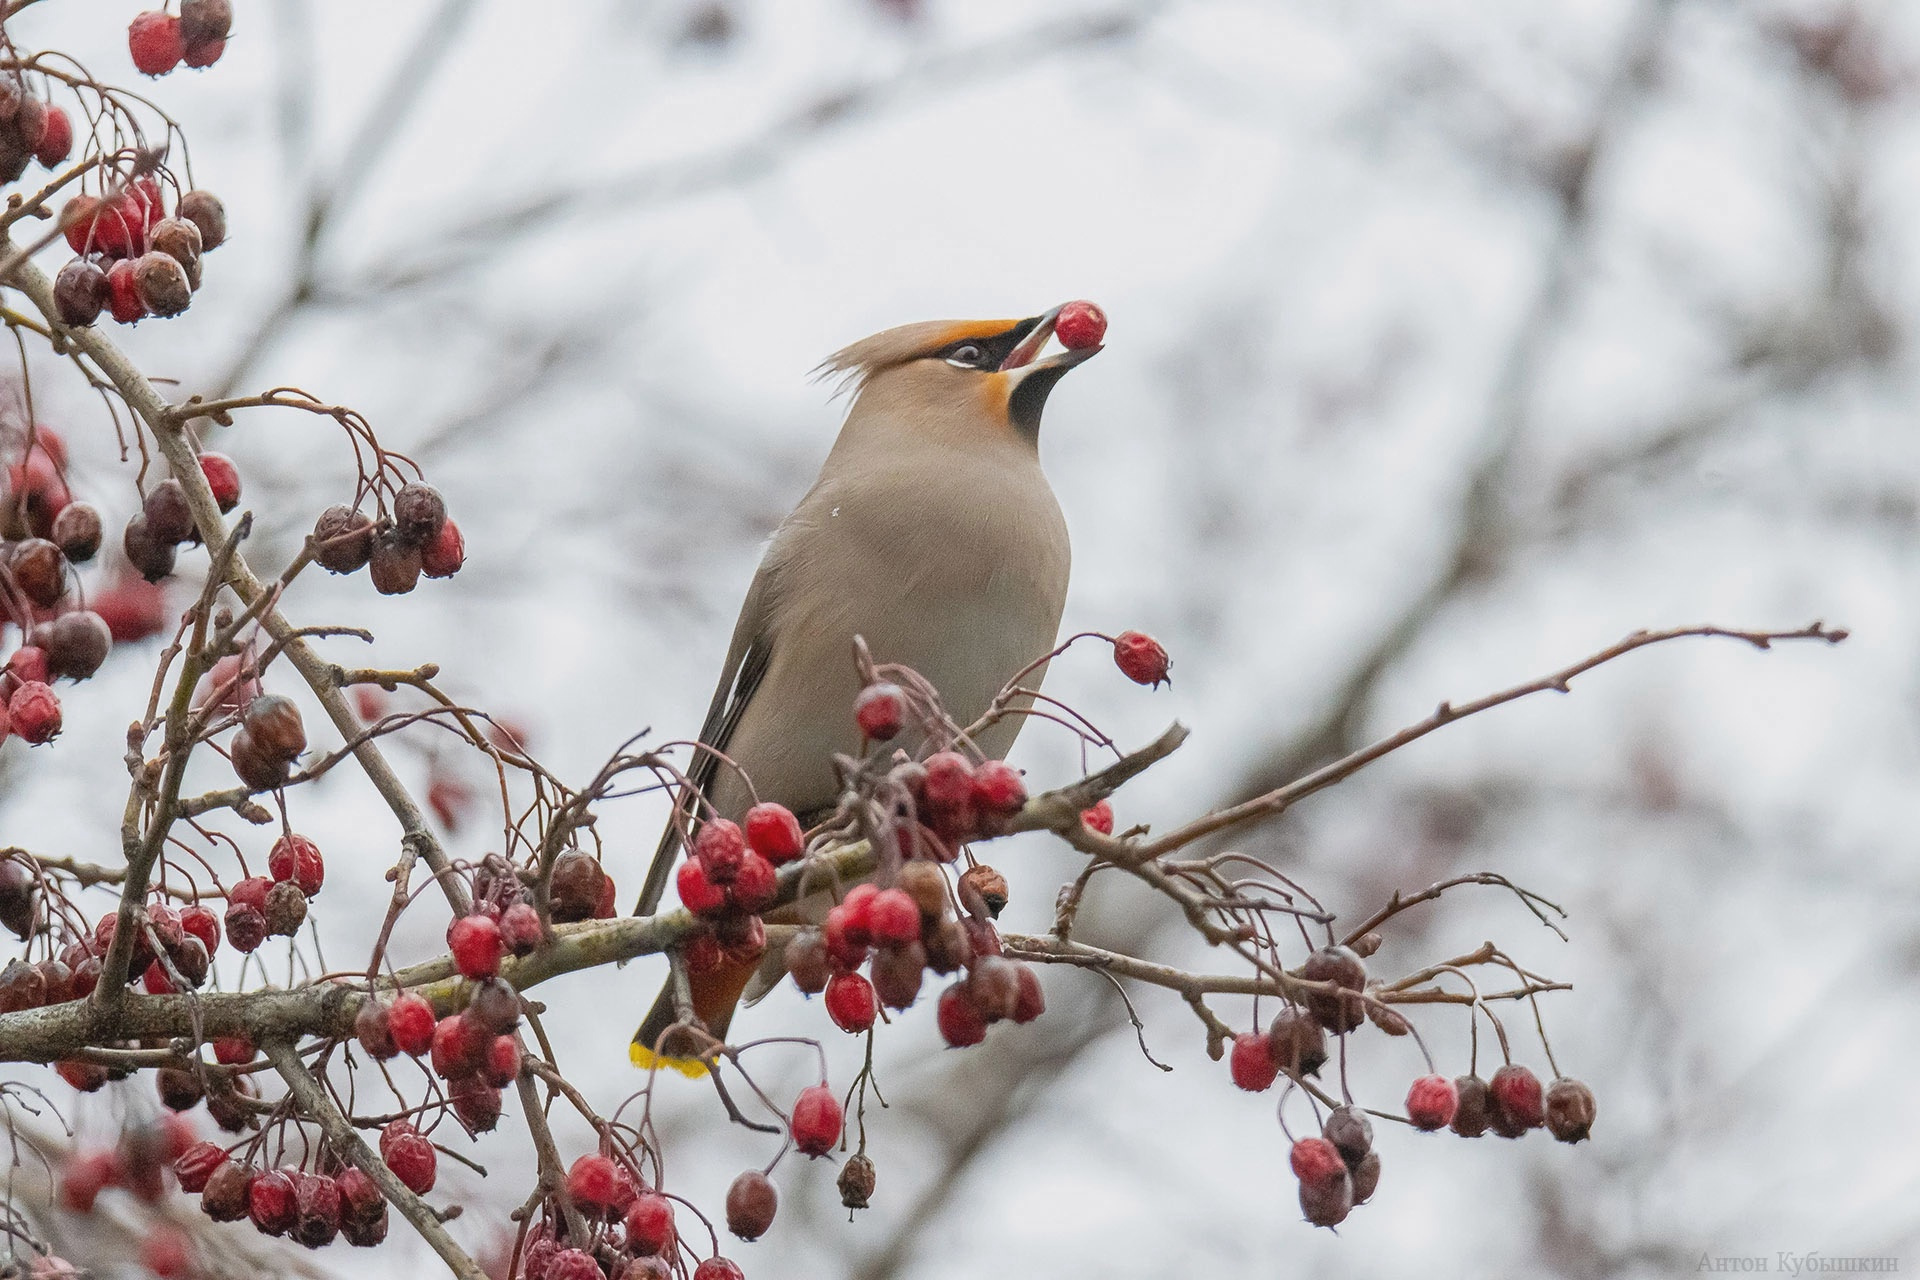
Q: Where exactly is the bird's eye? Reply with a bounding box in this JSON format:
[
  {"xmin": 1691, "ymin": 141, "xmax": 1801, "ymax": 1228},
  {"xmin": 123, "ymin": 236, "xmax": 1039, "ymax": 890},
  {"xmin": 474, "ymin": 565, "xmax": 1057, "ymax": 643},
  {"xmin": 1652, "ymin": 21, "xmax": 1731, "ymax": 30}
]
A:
[{"xmin": 945, "ymin": 344, "xmax": 985, "ymax": 368}]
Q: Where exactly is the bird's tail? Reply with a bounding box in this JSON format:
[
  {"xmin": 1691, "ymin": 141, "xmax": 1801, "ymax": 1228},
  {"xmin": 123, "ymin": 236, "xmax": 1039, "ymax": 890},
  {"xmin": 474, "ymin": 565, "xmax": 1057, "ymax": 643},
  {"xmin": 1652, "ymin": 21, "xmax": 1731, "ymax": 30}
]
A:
[{"xmin": 628, "ymin": 951, "xmax": 761, "ymax": 1078}]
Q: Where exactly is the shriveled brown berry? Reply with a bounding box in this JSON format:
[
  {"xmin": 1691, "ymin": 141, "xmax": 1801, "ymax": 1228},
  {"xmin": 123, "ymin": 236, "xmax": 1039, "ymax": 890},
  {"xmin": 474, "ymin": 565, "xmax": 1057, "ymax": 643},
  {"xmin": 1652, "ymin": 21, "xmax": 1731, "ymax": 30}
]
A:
[
  {"xmin": 785, "ymin": 929, "xmax": 830, "ymax": 995},
  {"xmin": 1544, "ymin": 1076, "xmax": 1596, "ymax": 1143},
  {"xmin": 156, "ymin": 1066, "xmax": 202, "ymax": 1111},
  {"xmin": 177, "ymin": 190, "xmax": 226, "ymax": 251},
  {"xmin": 838, "ymin": 1153, "xmax": 876, "ymax": 1210},
  {"xmin": 312, "ymin": 505, "xmax": 374, "ymax": 573},
  {"xmin": 229, "ymin": 727, "xmax": 286, "ymax": 790},
  {"xmin": 391, "ymin": 483, "xmax": 446, "ymax": 547},
  {"xmin": 465, "ymin": 977, "xmax": 520, "ymax": 1035},
  {"xmin": 53, "ymin": 258, "xmax": 108, "ymax": 327},
  {"xmin": 956, "ymin": 864, "xmax": 1008, "ymax": 920},
  {"xmin": 1299, "ymin": 945, "xmax": 1367, "ymax": 1034},
  {"xmin": 1268, "ymin": 1006, "xmax": 1328, "ymax": 1077},
  {"xmin": 51, "ymin": 501, "xmax": 103, "ymax": 563},
  {"xmin": 143, "ymin": 479, "xmax": 195, "ymax": 544},
  {"xmin": 922, "ymin": 918, "xmax": 970, "ymax": 974},
  {"xmin": 293, "ymin": 1172, "xmax": 342, "ymax": 1248},
  {"xmin": 448, "ymin": 1078, "xmax": 501, "ymax": 1132},
  {"xmin": 121, "ymin": 513, "xmax": 176, "ymax": 581},
  {"xmin": 1450, "ymin": 1074, "xmax": 1493, "ymax": 1138},
  {"xmin": 179, "ymin": 0, "xmax": 232, "ymax": 49},
  {"xmin": 896, "ymin": 860, "xmax": 948, "ymax": 921},
  {"xmin": 133, "ymin": 251, "xmax": 191, "ymax": 318},
  {"xmin": 548, "ymin": 850, "xmax": 606, "ymax": 923},
  {"xmin": 9, "ymin": 538, "xmax": 66, "ymax": 607},
  {"xmin": 223, "ymin": 903, "xmax": 266, "ymax": 952},
  {"xmin": 368, "ymin": 529, "xmax": 422, "ymax": 595},
  {"xmin": 870, "ymin": 940, "xmax": 926, "ymax": 1010},
  {"xmin": 355, "ymin": 1000, "xmax": 397, "ymax": 1059},
  {"xmin": 262, "ymin": 880, "xmax": 308, "ymax": 937},
  {"xmin": 42, "ymin": 611, "xmax": 112, "ymax": 681},
  {"xmin": 199, "ymin": 1159, "xmax": 251, "ymax": 1221},
  {"xmin": 1349, "ymin": 1149, "xmax": 1381, "ymax": 1204},
  {"xmin": 149, "ymin": 218, "xmax": 202, "ymax": 289},
  {"xmin": 966, "ymin": 954, "xmax": 1019, "ymax": 1022},
  {"xmin": 1322, "ymin": 1105, "xmax": 1373, "ymax": 1166},
  {"xmin": 1297, "ymin": 1163, "xmax": 1353, "ymax": 1228},
  {"xmin": 0, "ymin": 860, "xmax": 37, "ymax": 940},
  {"xmin": 243, "ymin": 694, "xmax": 306, "ymax": 761},
  {"xmin": 499, "ymin": 901, "xmax": 542, "ymax": 956},
  {"xmin": 725, "ymin": 1169, "xmax": 777, "ymax": 1241}
]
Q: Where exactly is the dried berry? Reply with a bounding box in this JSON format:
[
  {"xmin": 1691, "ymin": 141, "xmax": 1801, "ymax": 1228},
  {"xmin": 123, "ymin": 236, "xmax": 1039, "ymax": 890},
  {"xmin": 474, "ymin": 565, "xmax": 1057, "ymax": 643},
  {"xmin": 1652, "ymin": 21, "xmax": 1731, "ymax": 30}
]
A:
[
  {"xmin": 694, "ymin": 1259, "xmax": 746, "ymax": 1280},
  {"xmin": 312, "ymin": 505, "xmax": 375, "ymax": 573},
  {"xmin": 1405, "ymin": 1074, "xmax": 1459, "ymax": 1131},
  {"xmin": 1054, "ymin": 299, "xmax": 1107, "ymax": 349},
  {"xmin": 222, "ymin": 904, "xmax": 266, "ymax": 953},
  {"xmin": 790, "ymin": 1083, "xmax": 843, "ymax": 1157},
  {"xmin": 133, "ymin": 251, "xmax": 191, "ymax": 318},
  {"xmin": 869, "ymin": 940, "xmax": 925, "ymax": 1010},
  {"xmin": 53, "ymin": 258, "xmax": 107, "ymax": 327},
  {"xmin": 1289, "ymin": 1136, "xmax": 1345, "ymax": 1188},
  {"xmin": 179, "ymin": 0, "xmax": 232, "ymax": 47},
  {"xmin": 1450, "ymin": 1074, "xmax": 1493, "ymax": 1138},
  {"xmin": 228, "ymin": 727, "xmax": 285, "ymax": 791},
  {"xmin": 853, "ymin": 681, "xmax": 905, "ymax": 740},
  {"xmin": 263, "ymin": 881, "xmax": 308, "ymax": 937},
  {"xmin": 178, "ymin": 190, "xmax": 226, "ymax": 251},
  {"xmin": 1322, "ymin": 1105, "xmax": 1373, "ymax": 1166},
  {"xmin": 293, "ymin": 1172, "xmax": 342, "ymax": 1248},
  {"xmin": 244, "ymin": 693, "xmax": 306, "ymax": 761},
  {"xmin": 335, "ymin": 1165, "xmax": 383, "ymax": 1228},
  {"xmin": 726, "ymin": 1168, "xmax": 778, "ymax": 1240},
  {"xmin": 1229, "ymin": 1030, "xmax": 1278, "ymax": 1092},
  {"xmin": 355, "ymin": 1000, "xmax": 397, "ymax": 1059},
  {"xmin": 268, "ymin": 833, "xmax": 325, "ymax": 897},
  {"xmin": 9, "ymin": 681, "xmax": 60, "ymax": 744},
  {"xmin": 41, "ymin": 610, "xmax": 113, "ymax": 680},
  {"xmin": 173, "ymin": 1140, "xmax": 228, "ymax": 1194},
  {"xmin": 838, "ymin": 1153, "xmax": 876, "ymax": 1210},
  {"xmin": 9, "ymin": 538, "xmax": 65, "ymax": 607},
  {"xmin": 51, "ymin": 501, "xmax": 103, "ymax": 562},
  {"xmin": 381, "ymin": 1126, "xmax": 436, "ymax": 1194},
  {"xmin": 1299, "ymin": 945, "xmax": 1367, "ymax": 1034},
  {"xmin": 1112, "ymin": 630, "xmax": 1170, "ymax": 686},
  {"xmin": 156, "ymin": 1067, "xmax": 202, "ymax": 1111},
  {"xmin": 549, "ymin": 849, "xmax": 606, "ymax": 922},
  {"xmin": 199, "ymin": 1158, "xmax": 251, "ymax": 1221},
  {"xmin": 1544, "ymin": 1076, "xmax": 1596, "ymax": 1143},
  {"xmin": 391, "ymin": 483, "xmax": 446, "ymax": 547},
  {"xmin": 499, "ymin": 901, "xmax": 542, "ymax": 955},
  {"xmin": 956, "ymin": 864, "xmax": 1008, "ymax": 919},
  {"xmin": 1298, "ymin": 1164, "xmax": 1353, "ymax": 1227},
  {"xmin": 966, "ymin": 954, "xmax": 1019, "ymax": 1022},
  {"xmin": 368, "ymin": 528, "xmax": 421, "ymax": 594},
  {"xmin": 248, "ymin": 1167, "xmax": 297, "ymax": 1236},
  {"xmin": 466, "ymin": 976, "xmax": 521, "ymax": 1035}
]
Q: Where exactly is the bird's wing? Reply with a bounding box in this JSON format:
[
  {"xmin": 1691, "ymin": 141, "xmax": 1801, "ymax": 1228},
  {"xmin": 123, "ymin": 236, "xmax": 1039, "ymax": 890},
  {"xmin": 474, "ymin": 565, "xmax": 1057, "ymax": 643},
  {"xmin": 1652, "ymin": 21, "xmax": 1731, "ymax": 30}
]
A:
[{"xmin": 635, "ymin": 568, "xmax": 777, "ymax": 915}]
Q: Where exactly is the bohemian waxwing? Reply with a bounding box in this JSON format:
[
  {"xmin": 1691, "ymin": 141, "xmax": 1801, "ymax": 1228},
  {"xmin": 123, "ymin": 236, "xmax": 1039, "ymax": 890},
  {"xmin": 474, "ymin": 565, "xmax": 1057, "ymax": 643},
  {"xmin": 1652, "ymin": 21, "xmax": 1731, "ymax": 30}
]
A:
[{"xmin": 630, "ymin": 304, "xmax": 1100, "ymax": 1075}]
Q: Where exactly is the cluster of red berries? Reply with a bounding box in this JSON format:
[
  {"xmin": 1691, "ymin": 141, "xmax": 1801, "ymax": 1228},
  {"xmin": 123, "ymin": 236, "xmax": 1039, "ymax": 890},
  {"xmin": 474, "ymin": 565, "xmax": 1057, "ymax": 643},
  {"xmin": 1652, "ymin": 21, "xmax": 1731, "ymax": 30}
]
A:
[
  {"xmin": 1288, "ymin": 1105, "xmax": 1380, "ymax": 1228},
  {"xmin": 0, "ymin": 73, "xmax": 74, "ymax": 182},
  {"xmin": 58, "ymin": 179, "xmax": 225, "ymax": 327},
  {"xmin": 312, "ymin": 481, "xmax": 465, "ymax": 595},
  {"xmin": 121, "ymin": 450, "xmax": 241, "ymax": 581},
  {"xmin": 221, "ymin": 831, "xmax": 327, "ymax": 952},
  {"xmin": 506, "ymin": 1152, "xmax": 745, "ymax": 1280},
  {"xmin": 1405, "ymin": 1064, "xmax": 1595, "ymax": 1144},
  {"xmin": 179, "ymin": 1139, "xmax": 392, "ymax": 1249},
  {"xmin": 128, "ymin": 1, "xmax": 230, "ymax": 76}
]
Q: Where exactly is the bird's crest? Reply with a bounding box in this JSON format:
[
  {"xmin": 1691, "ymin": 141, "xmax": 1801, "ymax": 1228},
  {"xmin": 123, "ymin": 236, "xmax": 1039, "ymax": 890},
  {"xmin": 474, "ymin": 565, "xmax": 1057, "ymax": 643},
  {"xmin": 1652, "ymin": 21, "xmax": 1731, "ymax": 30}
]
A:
[{"xmin": 814, "ymin": 318, "xmax": 1022, "ymax": 399}]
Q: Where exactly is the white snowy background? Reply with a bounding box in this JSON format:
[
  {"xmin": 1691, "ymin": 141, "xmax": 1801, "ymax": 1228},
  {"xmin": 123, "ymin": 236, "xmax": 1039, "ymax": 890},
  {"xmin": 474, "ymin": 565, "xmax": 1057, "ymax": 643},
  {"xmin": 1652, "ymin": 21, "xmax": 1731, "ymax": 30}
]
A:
[{"xmin": 2, "ymin": 1, "xmax": 1916, "ymax": 1277}]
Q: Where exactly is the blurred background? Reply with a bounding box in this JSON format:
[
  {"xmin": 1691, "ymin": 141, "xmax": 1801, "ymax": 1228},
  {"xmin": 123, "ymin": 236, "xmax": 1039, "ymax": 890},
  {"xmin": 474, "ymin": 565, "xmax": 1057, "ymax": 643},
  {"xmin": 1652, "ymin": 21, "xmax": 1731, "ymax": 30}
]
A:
[{"xmin": 2, "ymin": 0, "xmax": 1915, "ymax": 1276}]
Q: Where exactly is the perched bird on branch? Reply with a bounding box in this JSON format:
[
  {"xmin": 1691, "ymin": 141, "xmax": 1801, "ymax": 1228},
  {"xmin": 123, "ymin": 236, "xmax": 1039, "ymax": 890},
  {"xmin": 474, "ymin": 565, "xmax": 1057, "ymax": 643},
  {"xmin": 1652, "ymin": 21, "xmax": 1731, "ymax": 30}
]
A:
[{"xmin": 631, "ymin": 304, "xmax": 1102, "ymax": 1075}]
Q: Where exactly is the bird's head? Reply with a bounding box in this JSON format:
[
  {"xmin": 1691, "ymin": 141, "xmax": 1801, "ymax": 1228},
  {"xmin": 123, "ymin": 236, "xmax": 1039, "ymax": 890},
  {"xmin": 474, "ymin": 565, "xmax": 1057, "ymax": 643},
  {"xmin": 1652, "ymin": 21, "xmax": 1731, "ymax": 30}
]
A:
[{"xmin": 819, "ymin": 304, "xmax": 1102, "ymax": 443}]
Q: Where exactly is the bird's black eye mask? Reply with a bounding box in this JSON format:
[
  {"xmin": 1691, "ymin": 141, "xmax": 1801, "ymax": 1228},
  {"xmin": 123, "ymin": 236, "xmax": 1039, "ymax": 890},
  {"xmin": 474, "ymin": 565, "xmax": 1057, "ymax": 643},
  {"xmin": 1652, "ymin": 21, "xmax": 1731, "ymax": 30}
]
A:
[{"xmin": 930, "ymin": 319, "xmax": 1041, "ymax": 371}]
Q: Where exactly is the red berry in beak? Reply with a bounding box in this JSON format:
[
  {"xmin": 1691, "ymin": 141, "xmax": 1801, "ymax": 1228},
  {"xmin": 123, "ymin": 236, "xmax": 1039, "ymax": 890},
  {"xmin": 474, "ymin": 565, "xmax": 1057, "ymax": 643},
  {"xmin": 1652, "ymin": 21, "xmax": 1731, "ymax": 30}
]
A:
[{"xmin": 1054, "ymin": 300, "xmax": 1107, "ymax": 350}]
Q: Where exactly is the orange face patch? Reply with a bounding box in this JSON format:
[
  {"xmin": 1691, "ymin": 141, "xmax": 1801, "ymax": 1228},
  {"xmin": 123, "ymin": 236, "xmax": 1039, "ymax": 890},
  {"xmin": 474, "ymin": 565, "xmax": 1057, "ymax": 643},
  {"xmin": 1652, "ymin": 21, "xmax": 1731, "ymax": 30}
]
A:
[
  {"xmin": 976, "ymin": 370, "xmax": 1014, "ymax": 426},
  {"xmin": 922, "ymin": 319, "xmax": 1024, "ymax": 356}
]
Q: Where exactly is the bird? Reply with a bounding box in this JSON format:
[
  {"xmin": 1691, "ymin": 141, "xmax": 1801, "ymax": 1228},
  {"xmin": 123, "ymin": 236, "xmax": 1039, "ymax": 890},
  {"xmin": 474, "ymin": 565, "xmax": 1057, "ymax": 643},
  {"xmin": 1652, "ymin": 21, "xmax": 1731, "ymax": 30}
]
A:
[{"xmin": 629, "ymin": 304, "xmax": 1101, "ymax": 1076}]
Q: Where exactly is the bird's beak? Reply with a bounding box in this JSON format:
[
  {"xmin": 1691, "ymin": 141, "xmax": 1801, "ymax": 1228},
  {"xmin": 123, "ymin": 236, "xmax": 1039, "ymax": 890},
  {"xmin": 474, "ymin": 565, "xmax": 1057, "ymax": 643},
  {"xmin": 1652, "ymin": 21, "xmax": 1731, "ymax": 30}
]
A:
[{"xmin": 999, "ymin": 304, "xmax": 1102, "ymax": 375}]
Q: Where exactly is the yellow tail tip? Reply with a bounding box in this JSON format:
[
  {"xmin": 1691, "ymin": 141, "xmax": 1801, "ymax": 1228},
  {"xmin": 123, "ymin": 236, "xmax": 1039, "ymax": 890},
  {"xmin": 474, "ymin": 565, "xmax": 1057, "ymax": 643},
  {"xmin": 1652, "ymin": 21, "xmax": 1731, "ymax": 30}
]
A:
[{"xmin": 629, "ymin": 1040, "xmax": 710, "ymax": 1078}]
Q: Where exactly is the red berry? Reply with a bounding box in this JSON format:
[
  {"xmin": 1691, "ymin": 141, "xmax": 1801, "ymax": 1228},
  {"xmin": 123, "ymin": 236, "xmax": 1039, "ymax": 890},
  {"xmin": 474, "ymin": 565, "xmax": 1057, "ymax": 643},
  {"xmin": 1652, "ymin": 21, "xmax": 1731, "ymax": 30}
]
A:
[
  {"xmin": 381, "ymin": 1126, "xmax": 436, "ymax": 1195},
  {"xmin": 823, "ymin": 971, "xmax": 876, "ymax": 1033},
  {"xmin": 172, "ymin": 1140, "xmax": 227, "ymax": 1193},
  {"xmin": 821, "ymin": 904, "xmax": 869, "ymax": 970},
  {"xmin": 1112, "ymin": 630, "xmax": 1170, "ymax": 687},
  {"xmin": 866, "ymin": 888, "xmax": 920, "ymax": 947},
  {"xmin": 6, "ymin": 646, "xmax": 50, "ymax": 685},
  {"xmin": 60, "ymin": 1151, "xmax": 115, "ymax": 1212},
  {"xmin": 744, "ymin": 802, "xmax": 804, "ymax": 863},
  {"xmin": 1406, "ymin": 1074, "xmax": 1459, "ymax": 1131},
  {"xmin": 936, "ymin": 982, "xmax": 987, "ymax": 1048},
  {"xmin": 482, "ymin": 1034, "xmax": 521, "ymax": 1088},
  {"xmin": 790, "ymin": 1083, "xmax": 843, "ymax": 1157},
  {"xmin": 676, "ymin": 857, "xmax": 727, "ymax": 917},
  {"xmin": 387, "ymin": 992, "xmax": 437, "ymax": 1056},
  {"xmin": 8, "ymin": 681, "xmax": 61, "ymax": 744},
  {"xmin": 228, "ymin": 876, "xmax": 272, "ymax": 913},
  {"xmin": 1011, "ymin": 962, "xmax": 1045, "ymax": 1023},
  {"xmin": 1489, "ymin": 1063, "xmax": 1546, "ymax": 1135},
  {"xmin": 1079, "ymin": 798, "xmax": 1114, "ymax": 834},
  {"xmin": 430, "ymin": 1012, "xmax": 489, "ymax": 1079},
  {"xmin": 420, "ymin": 517, "xmax": 464, "ymax": 578},
  {"xmin": 128, "ymin": 12, "xmax": 186, "ymax": 75},
  {"xmin": 728, "ymin": 852, "xmax": 778, "ymax": 913},
  {"xmin": 179, "ymin": 904, "xmax": 220, "ymax": 953},
  {"xmin": 141, "ymin": 1225, "xmax": 191, "ymax": 1278},
  {"xmin": 447, "ymin": 913, "xmax": 504, "ymax": 979},
  {"xmin": 695, "ymin": 1260, "xmax": 746, "ymax": 1280},
  {"xmin": 35, "ymin": 104, "xmax": 72, "ymax": 168},
  {"xmin": 248, "ymin": 1167, "xmax": 297, "ymax": 1236},
  {"xmin": 1289, "ymin": 1136, "xmax": 1345, "ymax": 1187},
  {"xmin": 268, "ymin": 833, "xmax": 324, "ymax": 897},
  {"xmin": 546, "ymin": 1248, "xmax": 602, "ymax": 1280},
  {"xmin": 694, "ymin": 818, "xmax": 747, "ymax": 884},
  {"xmin": 969, "ymin": 760, "xmax": 1027, "ymax": 819},
  {"xmin": 1054, "ymin": 300, "xmax": 1107, "ymax": 350},
  {"xmin": 624, "ymin": 1192, "xmax": 676, "ymax": 1256},
  {"xmin": 500, "ymin": 901, "xmax": 542, "ymax": 956},
  {"xmin": 920, "ymin": 751, "xmax": 974, "ymax": 812},
  {"xmin": 1229, "ymin": 1031, "xmax": 1278, "ymax": 1092},
  {"xmin": 836, "ymin": 883, "xmax": 879, "ymax": 946},
  {"xmin": 854, "ymin": 681, "xmax": 906, "ymax": 740},
  {"xmin": 565, "ymin": 1153, "xmax": 629, "ymax": 1221},
  {"xmin": 197, "ymin": 453, "xmax": 241, "ymax": 513}
]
